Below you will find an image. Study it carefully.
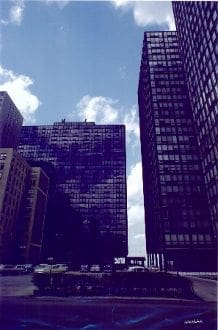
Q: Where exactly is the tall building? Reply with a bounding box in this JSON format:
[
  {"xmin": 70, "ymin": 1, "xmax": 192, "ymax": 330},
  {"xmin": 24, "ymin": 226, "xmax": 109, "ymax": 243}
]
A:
[
  {"xmin": 173, "ymin": 2, "xmax": 218, "ymax": 235},
  {"xmin": 0, "ymin": 91, "xmax": 23, "ymax": 148},
  {"xmin": 18, "ymin": 121, "xmax": 128, "ymax": 266},
  {"xmin": 138, "ymin": 31, "xmax": 216, "ymax": 271},
  {"xmin": 0, "ymin": 148, "xmax": 49, "ymax": 263}
]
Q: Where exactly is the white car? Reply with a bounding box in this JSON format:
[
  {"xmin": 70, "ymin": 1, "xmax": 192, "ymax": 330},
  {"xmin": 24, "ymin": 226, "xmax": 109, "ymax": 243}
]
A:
[
  {"xmin": 34, "ymin": 264, "xmax": 69, "ymax": 274},
  {"xmin": 14, "ymin": 265, "xmax": 28, "ymax": 274},
  {"xmin": 148, "ymin": 266, "xmax": 160, "ymax": 272},
  {"xmin": 90, "ymin": 264, "xmax": 101, "ymax": 272},
  {"xmin": 128, "ymin": 266, "xmax": 147, "ymax": 272},
  {"xmin": 23, "ymin": 264, "xmax": 34, "ymax": 272},
  {"xmin": 80, "ymin": 264, "xmax": 89, "ymax": 272},
  {"xmin": 51, "ymin": 264, "xmax": 69, "ymax": 273},
  {"xmin": 0, "ymin": 265, "xmax": 16, "ymax": 275},
  {"xmin": 34, "ymin": 264, "xmax": 50, "ymax": 273}
]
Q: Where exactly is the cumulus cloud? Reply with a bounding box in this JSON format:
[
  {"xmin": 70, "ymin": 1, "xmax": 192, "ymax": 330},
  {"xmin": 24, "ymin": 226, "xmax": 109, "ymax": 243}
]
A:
[
  {"xmin": 112, "ymin": 1, "xmax": 175, "ymax": 30},
  {"xmin": 127, "ymin": 162, "xmax": 146, "ymax": 256},
  {"xmin": 75, "ymin": 95, "xmax": 139, "ymax": 146},
  {"xmin": 123, "ymin": 105, "xmax": 140, "ymax": 146},
  {"xmin": 0, "ymin": 0, "xmax": 70, "ymax": 27},
  {"xmin": 76, "ymin": 95, "xmax": 119, "ymax": 124},
  {"xmin": 127, "ymin": 162, "xmax": 143, "ymax": 202},
  {"xmin": 10, "ymin": 0, "xmax": 25, "ymax": 25},
  {"xmin": 1, "ymin": 0, "xmax": 25, "ymax": 26},
  {"xmin": 0, "ymin": 65, "xmax": 41, "ymax": 123}
]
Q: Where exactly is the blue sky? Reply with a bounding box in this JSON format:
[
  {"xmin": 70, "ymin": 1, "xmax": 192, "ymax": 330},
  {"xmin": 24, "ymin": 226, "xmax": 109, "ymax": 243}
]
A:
[{"xmin": 0, "ymin": 0, "xmax": 174, "ymax": 257}]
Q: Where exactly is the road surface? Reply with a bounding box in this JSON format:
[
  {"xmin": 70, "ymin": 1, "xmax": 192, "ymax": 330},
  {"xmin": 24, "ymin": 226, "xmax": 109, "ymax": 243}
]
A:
[
  {"xmin": 0, "ymin": 274, "xmax": 217, "ymax": 330},
  {"xmin": 183, "ymin": 275, "xmax": 217, "ymax": 302}
]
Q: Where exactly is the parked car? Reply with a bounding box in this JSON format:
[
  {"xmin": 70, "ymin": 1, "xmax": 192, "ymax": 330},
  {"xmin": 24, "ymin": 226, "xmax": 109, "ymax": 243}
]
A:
[
  {"xmin": 23, "ymin": 264, "xmax": 34, "ymax": 272},
  {"xmin": 0, "ymin": 265, "xmax": 16, "ymax": 275},
  {"xmin": 103, "ymin": 264, "xmax": 113, "ymax": 273},
  {"xmin": 34, "ymin": 263, "xmax": 69, "ymax": 274},
  {"xmin": 34, "ymin": 264, "xmax": 50, "ymax": 274},
  {"xmin": 14, "ymin": 265, "xmax": 28, "ymax": 274},
  {"xmin": 80, "ymin": 264, "xmax": 89, "ymax": 272},
  {"xmin": 128, "ymin": 266, "xmax": 147, "ymax": 272},
  {"xmin": 51, "ymin": 264, "xmax": 69, "ymax": 273},
  {"xmin": 148, "ymin": 266, "xmax": 160, "ymax": 272},
  {"xmin": 90, "ymin": 264, "xmax": 101, "ymax": 272}
]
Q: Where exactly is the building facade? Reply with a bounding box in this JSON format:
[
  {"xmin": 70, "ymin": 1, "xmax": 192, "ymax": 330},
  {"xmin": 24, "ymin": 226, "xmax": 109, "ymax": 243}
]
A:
[
  {"xmin": 17, "ymin": 167, "xmax": 49, "ymax": 264},
  {"xmin": 18, "ymin": 121, "xmax": 128, "ymax": 266},
  {"xmin": 0, "ymin": 148, "xmax": 30, "ymax": 262},
  {"xmin": 0, "ymin": 92, "xmax": 23, "ymax": 149},
  {"xmin": 0, "ymin": 149, "xmax": 49, "ymax": 263},
  {"xmin": 173, "ymin": 1, "xmax": 218, "ymax": 235},
  {"xmin": 138, "ymin": 31, "xmax": 216, "ymax": 271}
]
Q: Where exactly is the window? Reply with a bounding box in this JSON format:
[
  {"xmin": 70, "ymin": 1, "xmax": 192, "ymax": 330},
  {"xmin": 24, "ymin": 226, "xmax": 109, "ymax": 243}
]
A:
[{"xmin": 0, "ymin": 153, "xmax": 7, "ymax": 160}]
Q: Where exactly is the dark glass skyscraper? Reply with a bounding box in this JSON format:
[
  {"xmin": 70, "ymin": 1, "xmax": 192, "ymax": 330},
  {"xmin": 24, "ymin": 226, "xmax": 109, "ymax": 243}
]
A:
[
  {"xmin": 18, "ymin": 121, "xmax": 128, "ymax": 266},
  {"xmin": 138, "ymin": 31, "xmax": 216, "ymax": 271},
  {"xmin": 173, "ymin": 1, "xmax": 218, "ymax": 235}
]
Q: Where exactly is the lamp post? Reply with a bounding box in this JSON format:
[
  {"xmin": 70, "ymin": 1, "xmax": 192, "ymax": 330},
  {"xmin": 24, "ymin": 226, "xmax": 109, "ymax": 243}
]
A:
[{"xmin": 47, "ymin": 257, "xmax": 54, "ymax": 288}]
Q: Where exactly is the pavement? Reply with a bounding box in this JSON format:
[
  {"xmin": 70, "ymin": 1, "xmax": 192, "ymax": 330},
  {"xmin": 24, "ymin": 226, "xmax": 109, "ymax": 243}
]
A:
[
  {"xmin": 0, "ymin": 274, "xmax": 217, "ymax": 329},
  {"xmin": 181, "ymin": 275, "xmax": 217, "ymax": 303},
  {"xmin": 0, "ymin": 274, "xmax": 36, "ymax": 297}
]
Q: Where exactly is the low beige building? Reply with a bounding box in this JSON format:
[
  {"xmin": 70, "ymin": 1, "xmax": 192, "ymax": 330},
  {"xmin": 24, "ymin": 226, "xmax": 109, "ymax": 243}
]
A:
[{"xmin": 0, "ymin": 148, "xmax": 30, "ymax": 263}]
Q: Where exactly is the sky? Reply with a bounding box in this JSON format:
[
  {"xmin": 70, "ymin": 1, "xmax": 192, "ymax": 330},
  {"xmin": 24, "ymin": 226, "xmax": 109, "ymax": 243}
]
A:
[{"xmin": 0, "ymin": 0, "xmax": 175, "ymax": 257}]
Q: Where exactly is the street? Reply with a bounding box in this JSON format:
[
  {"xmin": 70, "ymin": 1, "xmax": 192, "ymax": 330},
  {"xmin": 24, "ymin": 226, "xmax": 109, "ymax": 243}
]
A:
[
  {"xmin": 183, "ymin": 276, "xmax": 217, "ymax": 302},
  {"xmin": 0, "ymin": 275, "xmax": 217, "ymax": 330}
]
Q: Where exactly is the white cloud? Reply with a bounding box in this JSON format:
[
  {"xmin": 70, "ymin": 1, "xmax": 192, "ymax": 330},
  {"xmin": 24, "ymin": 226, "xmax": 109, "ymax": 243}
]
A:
[
  {"xmin": 0, "ymin": 65, "xmax": 41, "ymax": 123},
  {"xmin": 123, "ymin": 105, "xmax": 140, "ymax": 145},
  {"xmin": 10, "ymin": 0, "xmax": 25, "ymax": 25},
  {"xmin": 44, "ymin": 0, "xmax": 70, "ymax": 9},
  {"xmin": 127, "ymin": 162, "xmax": 146, "ymax": 256},
  {"xmin": 128, "ymin": 204, "xmax": 144, "ymax": 228},
  {"xmin": 1, "ymin": 0, "xmax": 69, "ymax": 27},
  {"xmin": 76, "ymin": 95, "xmax": 119, "ymax": 124},
  {"xmin": 75, "ymin": 95, "xmax": 139, "ymax": 147},
  {"xmin": 0, "ymin": 0, "xmax": 25, "ymax": 26},
  {"xmin": 112, "ymin": 1, "xmax": 175, "ymax": 30},
  {"xmin": 134, "ymin": 233, "xmax": 145, "ymax": 240},
  {"xmin": 127, "ymin": 162, "xmax": 143, "ymax": 201}
]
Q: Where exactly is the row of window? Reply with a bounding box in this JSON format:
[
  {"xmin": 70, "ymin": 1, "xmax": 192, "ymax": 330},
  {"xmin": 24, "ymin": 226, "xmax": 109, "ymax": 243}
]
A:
[{"xmin": 161, "ymin": 185, "xmax": 201, "ymax": 193}]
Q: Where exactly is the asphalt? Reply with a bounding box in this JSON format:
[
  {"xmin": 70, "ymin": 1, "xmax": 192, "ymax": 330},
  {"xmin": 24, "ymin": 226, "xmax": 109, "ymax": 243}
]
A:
[
  {"xmin": 182, "ymin": 275, "xmax": 217, "ymax": 303},
  {"xmin": 0, "ymin": 274, "xmax": 217, "ymax": 329}
]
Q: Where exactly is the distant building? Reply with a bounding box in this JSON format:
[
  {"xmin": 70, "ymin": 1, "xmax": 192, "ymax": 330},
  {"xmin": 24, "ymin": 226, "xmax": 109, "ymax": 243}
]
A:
[
  {"xmin": 0, "ymin": 148, "xmax": 48, "ymax": 263},
  {"xmin": 18, "ymin": 121, "xmax": 128, "ymax": 266},
  {"xmin": 138, "ymin": 31, "xmax": 216, "ymax": 271},
  {"xmin": 0, "ymin": 91, "xmax": 23, "ymax": 149},
  {"xmin": 173, "ymin": 1, "xmax": 218, "ymax": 235},
  {"xmin": 126, "ymin": 256, "xmax": 145, "ymax": 268}
]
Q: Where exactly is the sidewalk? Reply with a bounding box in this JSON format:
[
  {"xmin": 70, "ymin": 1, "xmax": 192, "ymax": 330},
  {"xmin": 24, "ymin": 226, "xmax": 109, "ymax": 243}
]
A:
[{"xmin": 182, "ymin": 275, "xmax": 217, "ymax": 302}]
